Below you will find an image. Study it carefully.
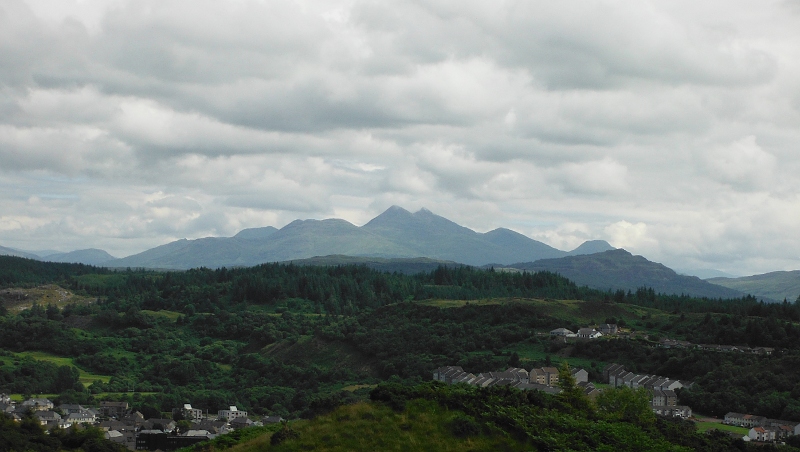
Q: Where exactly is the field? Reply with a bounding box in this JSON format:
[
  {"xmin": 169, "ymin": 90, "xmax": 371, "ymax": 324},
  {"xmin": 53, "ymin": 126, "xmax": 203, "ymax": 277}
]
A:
[
  {"xmin": 14, "ymin": 351, "xmax": 112, "ymax": 386},
  {"xmin": 694, "ymin": 420, "xmax": 749, "ymax": 436}
]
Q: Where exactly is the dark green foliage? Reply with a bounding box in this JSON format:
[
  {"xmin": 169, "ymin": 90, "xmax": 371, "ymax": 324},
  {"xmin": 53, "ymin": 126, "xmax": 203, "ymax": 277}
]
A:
[
  {"xmin": 369, "ymin": 382, "xmax": 776, "ymax": 452},
  {"xmin": 270, "ymin": 421, "xmax": 300, "ymax": 446},
  {"xmin": 4, "ymin": 256, "xmax": 800, "ymax": 426},
  {"xmin": 448, "ymin": 414, "xmax": 481, "ymax": 437},
  {"xmin": 0, "ymin": 357, "xmax": 80, "ymax": 394},
  {"xmin": 0, "ymin": 412, "xmax": 126, "ymax": 452}
]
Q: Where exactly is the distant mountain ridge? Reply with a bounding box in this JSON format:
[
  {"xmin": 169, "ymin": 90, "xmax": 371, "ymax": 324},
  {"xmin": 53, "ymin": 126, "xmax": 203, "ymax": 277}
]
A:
[
  {"xmin": 42, "ymin": 249, "xmax": 117, "ymax": 266},
  {"xmin": 708, "ymin": 271, "xmax": 800, "ymax": 303},
  {"xmin": 105, "ymin": 206, "xmax": 614, "ymax": 269},
  {"xmin": 507, "ymin": 249, "xmax": 757, "ymax": 301},
  {"xmin": 0, "ymin": 245, "xmax": 40, "ymax": 260}
]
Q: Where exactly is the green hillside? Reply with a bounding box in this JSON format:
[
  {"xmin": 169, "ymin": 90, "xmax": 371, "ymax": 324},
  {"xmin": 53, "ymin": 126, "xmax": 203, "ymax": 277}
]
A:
[
  {"xmin": 5, "ymin": 256, "xmax": 800, "ymax": 437},
  {"xmin": 211, "ymin": 382, "xmax": 770, "ymax": 452},
  {"xmin": 708, "ymin": 270, "xmax": 800, "ymax": 303}
]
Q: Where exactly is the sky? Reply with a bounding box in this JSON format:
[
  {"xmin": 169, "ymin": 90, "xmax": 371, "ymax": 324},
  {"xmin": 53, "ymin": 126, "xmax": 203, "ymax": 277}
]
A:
[{"xmin": 1, "ymin": 0, "xmax": 800, "ymax": 276}]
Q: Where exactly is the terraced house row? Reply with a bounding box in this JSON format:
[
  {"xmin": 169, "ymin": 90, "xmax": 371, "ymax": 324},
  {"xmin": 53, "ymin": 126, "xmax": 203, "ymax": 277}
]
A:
[{"xmin": 432, "ymin": 365, "xmax": 600, "ymax": 398}]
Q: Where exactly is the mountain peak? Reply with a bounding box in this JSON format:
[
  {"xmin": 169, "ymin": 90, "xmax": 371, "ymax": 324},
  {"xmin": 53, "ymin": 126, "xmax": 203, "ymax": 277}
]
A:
[{"xmin": 567, "ymin": 240, "xmax": 616, "ymax": 256}]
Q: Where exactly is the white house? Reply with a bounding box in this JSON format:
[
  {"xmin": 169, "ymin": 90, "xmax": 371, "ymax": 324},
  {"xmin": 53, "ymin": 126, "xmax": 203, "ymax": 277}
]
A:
[
  {"xmin": 218, "ymin": 406, "xmax": 247, "ymax": 421},
  {"xmin": 749, "ymin": 426, "xmax": 776, "ymax": 442},
  {"xmin": 577, "ymin": 328, "xmax": 602, "ymax": 339}
]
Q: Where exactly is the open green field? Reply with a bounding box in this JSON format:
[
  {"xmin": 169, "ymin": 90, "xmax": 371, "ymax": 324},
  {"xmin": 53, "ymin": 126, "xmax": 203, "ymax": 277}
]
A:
[
  {"xmin": 15, "ymin": 351, "xmax": 112, "ymax": 386},
  {"xmin": 694, "ymin": 421, "xmax": 748, "ymax": 436},
  {"xmin": 141, "ymin": 309, "xmax": 183, "ymax": 321}
]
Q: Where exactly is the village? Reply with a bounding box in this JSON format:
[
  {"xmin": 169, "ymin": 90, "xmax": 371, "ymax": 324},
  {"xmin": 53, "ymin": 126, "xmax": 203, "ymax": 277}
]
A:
[
  {"xmin": 434, "ymin": 322, "xmax": 798, "ymax": 445},
  {"xmin": 0, "ymin": 393, "xmax": 283, "ymax": 451}
]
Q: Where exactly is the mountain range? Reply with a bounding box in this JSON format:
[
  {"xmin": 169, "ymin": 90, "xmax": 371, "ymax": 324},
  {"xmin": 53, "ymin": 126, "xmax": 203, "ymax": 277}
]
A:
[
  {"xmin": 105, "ymin": 206, "xmax": 615, "ymax": 269},
  {"xmin": 1, "ymin": 206, "xmax": 798, "ymax": 302}
]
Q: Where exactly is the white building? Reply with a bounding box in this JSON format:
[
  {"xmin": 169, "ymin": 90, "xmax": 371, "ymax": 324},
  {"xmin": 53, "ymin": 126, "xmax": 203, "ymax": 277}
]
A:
[{"xmin": 218, "ymin": 406, "xmax": 247, "ymax": 421}]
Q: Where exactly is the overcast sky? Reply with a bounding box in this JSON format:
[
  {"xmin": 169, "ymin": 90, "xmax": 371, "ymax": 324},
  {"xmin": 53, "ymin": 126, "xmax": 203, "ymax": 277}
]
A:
[{"xmin": 2, "ymin": 0, "xmax": 800, "ymax": 276}]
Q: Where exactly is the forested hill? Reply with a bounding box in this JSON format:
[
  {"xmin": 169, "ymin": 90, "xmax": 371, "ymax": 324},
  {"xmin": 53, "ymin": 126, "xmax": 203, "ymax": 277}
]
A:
[
  {"xmin": 511, "ymin": 249, "xmax": 753, "ymax": 301},
  {"xmin": 0, "ymin": 254, "xmax": 765, "ymax": 317},
  {"xmin": 4, "ymin": 254, "xmax": 800, "ymax": 424}
]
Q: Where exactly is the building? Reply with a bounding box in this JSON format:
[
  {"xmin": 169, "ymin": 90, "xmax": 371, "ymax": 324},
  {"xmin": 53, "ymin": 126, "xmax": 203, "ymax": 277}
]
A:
[
  {"xmin": 577, "ymin": 328, "xmax": 602, "ymax": 339},
  {"xmin": 174, "ymin": 403, "xmax": 203, "ymax": 421},
  {"xmin": 749, "ymin": 426, "xmax": 776, "ymax": 442},
  {"xmin": 99, "ymin": 401, "xmax": 129, "ymax": 418},
  {"xmin": 598, "ymin": 324, "xmax": 618, "ymax": 335},
  {"xmin": 529, "ymin": 367, "xmax": 560, "ymax": 386},
  {"xmin": 550, "ymin": 328, "xmax": 576, "ymax": 337},
  {"xmin": 571, "ymin": 368, "xmax": 589, "ymax": 384},
  {"xmin": 652, "ymin": 405, "xmax": 692, "ymax": 419},
  {"xmin": 218, "ymin": 406, "xmax": 247, "ymax": 421},
  {"xmin": 22, "ymin": 398, "xmax": 54, "ymax": 411}
]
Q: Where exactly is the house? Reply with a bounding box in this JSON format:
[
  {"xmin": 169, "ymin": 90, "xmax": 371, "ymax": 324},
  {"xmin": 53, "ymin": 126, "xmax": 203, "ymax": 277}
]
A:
[
  {"xmin": 550, "ymin": 328, "xmax": 576, "ymax": 337},
  {"xmin": 66, "ymin": 410, "xmax": 96, "ymax": 424},
  {"xmin": 98, "ymin": 420, "xmax": 130, "ymax": 432},
  {"xmin": 506, "ymin": 367, "xmax": 529, "ymax": 379},
  {"xmin": 598, "ymin": 324, "xmax": 618, "ymax": 335},
  {"xmin": 263, "ymin": 416, "xmax": 284, "ymax": 424},
  {"xmin": 631, "ymin": 374, "xmax": 651, "ymax": 389},
  {"xmin": 652, "ymin": 405, "xmax": 692, "ymax": 419},
  {"xmin": 218, "ymin": 406, "xmax": 247, "ymax": 421},
  {"xmin": 0, "ymin": 393, "xmax": 11, "ymax": 404},
  {"xmin": 578, "ymin": 381, "xmax": 601, "ymax": 399},
  {"xmin": 99, "ymin": 401, "xmax": 129, "ymax": 418},
  {"xmin": 174, "ymin": 403, "xmax": 203, "ymax": 420},
  {"xmin": 121, "ymin": 411, "xmax": 145, "ymax": 428},
  {"xmin": 143, "ymin": 418, "xmax": 176, "ymax": 433},
  {"xmin": 749, "ymin": 426, "xmax": 776, "ymax": 442},
  {"xmin": 571, "ymin": 367, "xmax": 589, "ymax": 384},
  {"xmin": 34, "ymin": 411, "xmax": 61, "ymax": 425},
  {"xmin": 603, "ymin": 363, "xmax": 626, "ymax": 382},
  {"xmin": 58, "ymin": 404, "xmax": 85, "ymax": 414},
  {"xmin": 662, "ymin": 390, "xmax": 677, "ymax": 406},
  {"xmin": 230, "ymin": 416, "xmax": 255, "ymax": 429},
  {"xmin": 433, "ymin": 366, "xmax": 469, "ymax": 384},
  {"xmin": 725, "ymin": 413, "xmax": 768, "ymax": 428},
  {"xmin": 651, "ymin": 389, "xmax": 665, "ymax": 406},
  {"xmin": 22, "ymin": 398, "xmax": 54, "ymax": 411},
  {"xmin": 195, "ymin": 420, "xmax": 230, "ymax": 435},
  {"xmin": 529, "ymin": 367, "xmax": 560, "ymax": 386},
  {"xmin": 577, "ymin": 328, "xmax": 602, "ymax": 339}
]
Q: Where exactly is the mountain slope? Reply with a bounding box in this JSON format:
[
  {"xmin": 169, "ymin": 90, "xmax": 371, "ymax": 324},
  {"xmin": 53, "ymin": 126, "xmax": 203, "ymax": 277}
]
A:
[
  {"xmin": 43, "ymin": 249, "xmax": 116, "ymax": 266},
  {"xmin": 708, "ymin": 271, "xmax": 800, "ymax": 303},
  {"xmin": 512, "ymin": 249, "xmax": 752, "ymax": 300},
  {"xmin": 567, "ymin": 240, "xmax": 616, "ymax": 256},
  {"xmin": 362, "ymin": 206, "xmax": 566, "ymax": 266},
  {"xmin": 0, "ymin": 245, "xmax": 40, "ymax": 260}
]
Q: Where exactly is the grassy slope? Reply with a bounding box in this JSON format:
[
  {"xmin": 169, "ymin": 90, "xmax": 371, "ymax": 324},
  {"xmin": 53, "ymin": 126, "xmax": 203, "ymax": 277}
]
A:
[
  {"xmin": 230, "ymin": 400, "xmax": 528, "ymax": 452},
  {"xmin": 14, "ymin": 351, "xmax": 112, "ymax": 385}
]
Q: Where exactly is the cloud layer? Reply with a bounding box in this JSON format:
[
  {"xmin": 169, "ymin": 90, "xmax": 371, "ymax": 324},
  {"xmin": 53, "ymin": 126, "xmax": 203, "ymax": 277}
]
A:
[{"xmin": 2, "ymin": 0, "xmax": 800, "ymax": 276}]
